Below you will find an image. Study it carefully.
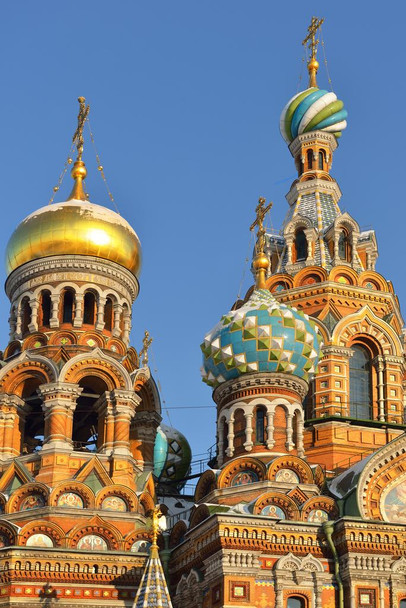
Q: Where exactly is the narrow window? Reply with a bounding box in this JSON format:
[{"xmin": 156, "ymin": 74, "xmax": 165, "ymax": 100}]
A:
[
  {"xmin": 318, "ymin": 150, "xmax": 325, "ymax": 170},
  {"xmin": 21, "ymin": 297, "xmax": 31, "ymax": 335},
  {"xmin": 83, "ymin": 292, "xmax": 96, "ymax": 325},
  {"xmin": 62, "ymin": 290, "xmax": 74, "ymax": 324},
  {"xmin": 338, "ymin": 231, "xmax": 348, "ymax": 260},
  {"xmin": 40, "ymin": 291, "xmax": 51, "ymax": 327},
  {"xmin": 256, "ymin": 408, "xmax": 266, "ymax": 444},
  {"xmin": 104, "ymin": 298, "xmax": 113, "ymax": 331},
  {"xmin": 307, "ymin": 149, "xmax": 313, "ymax": 170},
  {"xmin": 295, "ymin": 229, "xmax": 308, "ymax": 262},
  {"xmin": 287, "ymin": 598, "xmax": 306, "ymax": 608},
  {"xmin": 349, "ymin": 345, "xmax": 372, "ymax": 419}
]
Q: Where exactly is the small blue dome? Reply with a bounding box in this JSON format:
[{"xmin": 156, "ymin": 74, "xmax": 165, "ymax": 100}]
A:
[
  {"xmin": 201, "ymin": 289, "xmax": 322, "ymax": 388},
  {"xmin": 154, "ymin": 424, "xmax": 192, "ymax": 491}
]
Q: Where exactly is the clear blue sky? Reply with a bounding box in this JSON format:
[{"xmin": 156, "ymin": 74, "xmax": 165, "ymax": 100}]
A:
[{"xmin": 1, "ymin": 2, "xmax": 404, "ymax": 469}]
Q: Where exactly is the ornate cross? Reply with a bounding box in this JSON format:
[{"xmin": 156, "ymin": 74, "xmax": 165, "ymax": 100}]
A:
[
  {"xmin": 250, "ymin": 197, "xmax": 272, "ymax": 254},
  {"xmin": 302, "ymin": 16, "xmax": 324, "ymax": 60},
  {"xmin": 140, "ymin": 330, "xmax": 153, "ymax": 366},
  {"xmin": 72, "ymin": 96, "xmax": 90, "ymax": 161}
]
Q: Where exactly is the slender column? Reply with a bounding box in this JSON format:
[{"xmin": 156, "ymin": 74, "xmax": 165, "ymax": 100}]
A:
[
  {"xmin": 217, "ymin": 418, "xmax": 224, "ymax": 466},
  {"xmin": 243, "ymin": 412, "xmax": 253, "ymax": 452},
  {"xmin": 39, "ymin": 382, "xmax": 83, "ymax": 450},
  {"xmin": 0, "ymin": 395, "xmax": 24, "ymax": 460},
  {"xmin": 49, "ymin": 294, "xmax": 60, "ymax": 328},
  {"xmin": 95, "ymin": 393, "xmax": 114, "ymax": 455},
  {"xmin": 285, "ymin": 412, "xmax": 294, "ymax": 451},
  {"xmin": 122, "ymin": 309, "xmax": 131, "ymax": 344},
  {"xmin": 225, "ymin": 415, "xmax": 234, "ymax": 457},
  {"xmin": 296, "ymin": 412, "xmax": 304, "ymax": 457},
  {"xmin": 15, "ymin": 303, "xmax": 22, "ymax": 339},
  {"xmin": 112, "ymin": 304, "xmax": 123, "ymax": 338},
  {"xmin": 374, "ymin": 356, "xmax": 385, "ymax": 421},
  {"xmin": 95, "ymin": 296, "xmax": 107, "ymax": 331},
  {"xmin": 266, "ymin": 409, "xmax": 275, "ymax": 449},
  {"xmin": 28, "ymin": 297, "xmax": 40, "ymax": 332},
  {"xmin": 73, "ymin": 293, "xmax": 84, "ymax": 328},
  {"xmin": 111, "ymin": 390, "xmax": 140, "ymax": 456},
  {"xmin": 8, "ymin": 307, "xmax": 17, "ymax": 340},
  {"xmin": 286, "ymin": 236, "xmax": 293, "ymax": 264}
]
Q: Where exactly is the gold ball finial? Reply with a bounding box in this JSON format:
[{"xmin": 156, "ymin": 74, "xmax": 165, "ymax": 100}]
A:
[
  {"xmin": 78, "ymin": 96, "xmax": 86, "ymax": 103},
  {"xmin": 71, "ymin": 160, "xmax": 87, "ymax": 181},
  {"xmin": 308, "ymin": 58, "xmax": 319, "ymax": 71},
  {"xmin": 252, "ymin": 252, "xmax": 269, "ymax": 271}
]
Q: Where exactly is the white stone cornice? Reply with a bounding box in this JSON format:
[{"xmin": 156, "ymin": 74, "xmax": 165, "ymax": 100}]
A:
[
  {"xmin": 213, "ymin": 372, "xmax": 308, "ymax": 405},
  {"xmin": 286, "ymin": 178, "xmax": 342, "ymax": 207}
]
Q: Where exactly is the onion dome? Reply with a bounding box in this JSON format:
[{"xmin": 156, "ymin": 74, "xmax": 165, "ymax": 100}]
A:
[
  {"xmin": 201, "ymin": 289, "xmax": 322, "ymax": 389},
  {"xmin": 154, "ymin": 424, "xmax": 192, "ymax": 491},
  {"xmin": 5, "ymin": 199, "xmax": 142, "ymax": 277},
  {"xmin": 280, "ymin": 87, "xmax": 348, "ymax": 144}
]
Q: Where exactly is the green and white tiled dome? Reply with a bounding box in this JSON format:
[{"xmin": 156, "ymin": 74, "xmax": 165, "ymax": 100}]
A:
[{"xmin": 201, "ymin": 289, "xmax": 322, "ymax": 388}]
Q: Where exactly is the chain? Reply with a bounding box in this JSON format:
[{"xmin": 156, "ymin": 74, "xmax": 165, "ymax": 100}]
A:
[
  {"xmin": 49, "ymin": 143, "xmax": 76, "ymax": 204},
  {"xmin": 86, "ymin": 119, "xmax": 120, "ymax": 214},
  {"xmin": 320, "ymin": 26, "xmax": 333, "ymax": 90}
]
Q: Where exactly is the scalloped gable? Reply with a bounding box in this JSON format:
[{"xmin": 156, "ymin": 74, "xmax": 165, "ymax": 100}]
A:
[
  {"xmin": 73, "ymin": 456, "xmax": 113, "ymax": 491},
  {"xmin": 0, "ymin": 459, "xmax": 34, "ymax": 494}
]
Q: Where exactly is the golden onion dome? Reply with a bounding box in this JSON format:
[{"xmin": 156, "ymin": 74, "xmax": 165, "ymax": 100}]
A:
[{"xmin": 5, "ymin": 198, "xmax": 142, "ymax": 277}]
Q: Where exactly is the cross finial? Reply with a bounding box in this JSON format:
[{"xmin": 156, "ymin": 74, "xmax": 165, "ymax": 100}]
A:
[
  {"xmin": 250, "ymin": 197, "xmax": 272, "ymax": 289},
  {"xmin": 72, "ymin": 97, "xmax": 90, "ymax": 162},
  {"xmin": 140, "ymin": 330, "xmax": 153, "ymax": 366},
  {"xmin": 302, "ymin": 17, "xmax": 324, "ymax": 88}
]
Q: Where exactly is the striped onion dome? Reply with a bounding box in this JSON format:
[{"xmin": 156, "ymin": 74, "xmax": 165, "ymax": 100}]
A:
[{"xmin": 280, "ymin": 87, "xmax": 347, "ymax": 144}]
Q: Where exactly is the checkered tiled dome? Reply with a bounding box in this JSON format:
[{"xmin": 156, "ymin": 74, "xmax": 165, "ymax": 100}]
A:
[{"xmin": 201, "ymin": 289, "xmax": 322, "ymax": 388}]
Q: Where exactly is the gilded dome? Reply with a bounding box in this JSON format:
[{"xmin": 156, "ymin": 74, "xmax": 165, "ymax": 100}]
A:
[
  {"xmin": 5, "ymin": 199, "xmax": 142, "ymax": 277},
  {"xmin": 201, "ymin": 289, "xmax": 322, "ymax": 388}
]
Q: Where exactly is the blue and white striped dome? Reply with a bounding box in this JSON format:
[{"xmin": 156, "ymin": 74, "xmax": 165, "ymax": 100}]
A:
[{"xmin": 280, "ymin": 87, "xmax": 348, "ymax": 144}]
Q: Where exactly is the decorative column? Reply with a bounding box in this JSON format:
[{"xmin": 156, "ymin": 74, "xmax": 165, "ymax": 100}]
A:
[
  {"xmin": 122, "ymin": 309, "xmax": 131, "ymax": 344},
  {"xmin": 0, "ymin": 395, "xmax": 24, "ymax": 460},
  {"xmin": 225, "ymin": 415, "xmax": 234, "ymax": 458},
  {"xmin": 285, "ymin": 412, "xmax": 294, "ymax": 451},
  {"xmin": 8, "ymin": 307, "xmax": 17, "ymax": 340},
  {"xmin": 49, "ymin": 294, "xmax": 60, "ymax": 328},
  {"xmin": 73, "ymin": 293, "xmax": 84, "ymax": 327},
  {"xmin": 14, "ymin": 303, "xmax": 22, "ymax": 339},
  {"xmin": 28, "ymin": 297, "xmax": 40, "ymax": 332},
  {"xmin": 112, "ymin": 304, "xmax": 123, "ymax": 337},
  {"xmin": 243, "ymin": 411, "xmax": 253, "ymax": 452},
  {"xmin": 285, "ymin": 235, "xmax": 294, "ymax": 265},
  {"xmin": 95, "ymin": 296, "xmax": 107, "ymax": 331},
  {"xmin": 296, "ymin": 412, "xmax": 304, "ymax": 457},
  {"xmin": 266, "ymin": 409, "xmax": 275, "ymax": 449},
  {"xmin": 374, "ymin": 356, "xmax": 385, "ymax": 421},
  {"xmin": 111, "ymin": 389, "xmax": 140, "ymax": 456},
  {"xmin": 39, "ymin": 382, "xmax": 83, "ymax": 450},
  {"xmin": 217, "ymin": 418, "xmax": 224, "ymax": 466}
]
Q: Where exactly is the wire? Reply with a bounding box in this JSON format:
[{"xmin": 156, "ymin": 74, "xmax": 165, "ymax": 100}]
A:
[
  {"xmin": 86, "ymin": 119, "xmax": 120, "ymax": 214},
  {"xmin": 149, "ymin": 345, "xmax": 174, "ymax": 428},
  {"xmin": 49, "ymin": 143, "xmax": 76, "ymax": 204},
  {"xmin": 320, "ymin": 25, "xmax": 333, "ymax": 91},
  {"xmin": 296, "ymin": 54, "xmax": 306, "ymax": 94},
  {"xmin": 236, "ymin": 230, "xmax": 254, "ymax": 301}
]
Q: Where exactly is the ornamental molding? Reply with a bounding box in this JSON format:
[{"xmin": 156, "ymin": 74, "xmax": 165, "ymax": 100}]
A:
[
  {"xmin": 286, "ymin": 179, "xmax": 342, "ymax": 207},
  {"xmin": 213, "ymin": 372, "xmax": 308, "ymax": 405},
  {"xmin": 275, "ymin": 552, "xmax": 323, "ymax": 573},
  {"xmin": 321, "ymin": 346, "xmax": 354, "ymax": 358},
  {"xmin": 6, "ymin": 255, "xmax": 139, "ymax": 302}
]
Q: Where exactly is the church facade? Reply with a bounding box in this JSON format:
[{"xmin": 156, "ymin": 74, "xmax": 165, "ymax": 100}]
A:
[{"xmin": 169, "ymin": 19, "xmax": 406, "ymax": 608}]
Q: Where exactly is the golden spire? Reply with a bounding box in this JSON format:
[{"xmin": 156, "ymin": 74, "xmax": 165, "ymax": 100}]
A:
[
  {"xmin": 68, "ymin": 96, "xmax": 90, "ymax": 201},
  {"xmin": 250, "ymin": 197, "xmax": 272, "ymax": 290},
  {"xmin": 140, "ymin": 330, "xmax": 153, "ymax": 366},
  {"xmin": 302, "ymin": 16, "xmax": 324, "ymax": 88},
  {"xmin": 150, "ymin": 505, "xmax": 165, "ymax": 558}
]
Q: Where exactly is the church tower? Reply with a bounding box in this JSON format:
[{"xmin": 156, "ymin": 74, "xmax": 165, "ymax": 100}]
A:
[{"xmin": 0, "ymin": 98, "xmax": 164, "ymax": 606}]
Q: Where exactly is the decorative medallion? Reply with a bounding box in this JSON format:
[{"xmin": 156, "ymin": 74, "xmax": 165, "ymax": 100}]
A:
[
  {"xmin": 57, "ymin": 492, "xmax": 84, "ymax": 509},
  {"xmin": 131, "ymin": 539, "xmax": 151, "ymax": 553},
  {"xmin": 231, "ymin": 470, "xmax": 259, "ymax": 486},
  {"xmin": 101, "ymin": 496, "xmax": 127, "ymax": 512},
  {"xmin": 307, "ymin": 508, "xmax": 329, "ymax": 523},
  {"xmin": 77, "ymin": 534, "xmax": 107, "ymax": 551},
  {"xmin": 275, "ymin": 469, "xmax": 300, "ymax": 484},
  {"xmin": 20, "ymin": 494, "xmax": 45, "ymax": 511},
  {"xmin": 261, "ymin": 505, "xmax": 285, "ymax": 518},
  {"xmin": 26, "ymin": 534, "xmax": 53, "ymax": 548}
]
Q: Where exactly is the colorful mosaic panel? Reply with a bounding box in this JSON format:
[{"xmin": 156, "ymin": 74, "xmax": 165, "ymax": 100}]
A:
[
  {"xmin": 307, "ymin": 508, "xmax": 329, "ymax": 523},
  {"xmin": 20, "ymin": 494, "xmax": 45, "ymax": 511},
  {"xmin": 131, "ymin": 539, "xmax": 152, "ymax": 553},
  {"xmin": 77, "ymin": 535, "xmax": 107, "ymax": 551},
  {"xmin": 0, "ymin": 534, "xmax": 9, "ymax": 548},
  {"xmin": 202, "ymin": 289, "xmax": 322, "ymax": 387},
  {"xmin": 382, "ymin": 478, "xmax": 406, "ymax": 523},
  {"xmin": 231, "ymin": 470, "xmax": 259, "ymax": 486},
  {"xmin": 26, "ymin": 534, "xmax": 53, "ymax": 548},
  {"xmin": 261, "ymin": 505, "xmax": 285, "ymax": 519},
  {"xmin": 101, "ymin": 496, "xmax": 127, "ymax": 512},
  {"xmin": 275, "ymin": 469, "xmax": 300, "ymax": 484},
  {"xmin": 57, "ymin": 492, "xmax": 84, "ymax": 508}
]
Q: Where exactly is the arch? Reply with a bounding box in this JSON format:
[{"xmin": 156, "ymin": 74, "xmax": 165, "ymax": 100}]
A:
[
  {"xmin": 266, "ymin": 274, "xmax": 294, "ymax": 293},
  {"xmin": 22, "ymin": 332, "xmax": 48, "ymax": 351},
  {"xmin": 359, "ymin": 270, "xmax": 388, "ymax": 292},
  {"xmin": 48, "ymin": 330, "xmax": 78, "ymax": 346},
  {"xmin": 349, "ymin": 343, "xmax": 373, "ymax": 420},
  {"xmin": 301, "ymin": 496, "xmax": 338, "ymax": 522},
  {"xmin": 18, "ymin": 520, "xmax": 64, "ymax": 547},
  {"xmin": 0, "ymin": 352, "xmax": 58, "ymax": 394},
  {"xmin": 189, "ymin": 504, "xmax": 211, "ymax": 529},
  {"xmin": 67, "ymin": 518, "xmax": 120, "ymax": 551},
  {"xmin": 104, "ymin": 297, "xmax": 114, "ymax": 332},
  {"xmin": 124, "ymin": 528, "xmax": 153, "ymax": 552},
  {"xmin": 294, "ymin": 229, "xmax": 308, "ymax": 262},
  {"xmin": 83, "ymin": 291, "xmax": 97, "ymax": 325},
  {"xmin": 293, "ymin": 266, "xmax": 327, "ymax": 288},
  {"xmin": 217, "ymin": 457, "xmax": 266, "ymax": 489},
  {"xmin": 49, "ymin": 482, "xmax": 95, "ymax": 509},
  {"xmin": 95, "ymin": 485, "xmax": 138, "ymax": 512},
  {"xmin": 20, "ymin": 297, "xmax": 31, "ymax": 336},
  {"xmin": 338, "ymin": 228, "xmax": 351, "ymax": 261},
  {"xmin": 306, "ymin": 149, "xmax": 313, "ymax": 170},
  {"xmin": 194, "ymin": 469, "xmax": 217, "ymax": 502},
  {"xmin": 59, "ymin": 348, "xmax": 132, "ymax": 390},
  {"xmin": 318, "ymin": 149, "xmax": 326, "ymax": 170},
  {"xmin": 329, "ymin": 265, "xmax": 359, "ymax": 286},
  {"xmin": 169, "ymin": 520, "xmax": 187, "ymax": 548},
  {"xmin": 267, "ymin": 455, "xmax": 314, "ymax": 484},
  {"xmin": 61, "ymin": 288, "xmax": 75, "ymax": 324},
  {"xmin": 0, "ymin": 521, "xmax": 17, "ymax": 547},
  {"xmin": 7, "ymin": 483, "xmax": 49, "ymax": 514},
  {"xmin": 253, "ymin": 492, "xmax": 299, "ymax": 520},
  {"xmin": 38, "ymin": 290, "xmax": 52, "ymax": 328},
  {"xmin": 139, "ymin": 491, "xmax": 154, "ymax": 516}
]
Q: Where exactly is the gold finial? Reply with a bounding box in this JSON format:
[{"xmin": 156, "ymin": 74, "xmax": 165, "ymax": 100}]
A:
[
  {"xmin": 250, "ymin": 197, "xmax": 272, "ymax": 290},
  {"xmin": 302, "ymin": 17, "xmax": 324, "ymax": 88},
  {"xmin": 149, "ymin": 505, "xmax": 166, "ymax": 558},
  {"xmin": 68, "ymin": 96, "xmax": 90, "ymax": 201},
  {"xmin": 140, "ymin": 330, "xmax": 153, "ymax": 366}
]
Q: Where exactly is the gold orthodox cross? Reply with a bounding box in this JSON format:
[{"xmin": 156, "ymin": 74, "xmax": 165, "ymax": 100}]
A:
[
  {"xmin": 250, "ymin": 197, "xmax": 272, "ymax": 254},
  {"xmin": 140, "ymin": 330, "xmax": 153, "ymax": 366},
  {"xmin": 302, "ymin": 16, "xmax": 324, "ymax": 60},
  {"xmin": 72, "ymin": 96, "xmax": 90, "ymax": 161}
]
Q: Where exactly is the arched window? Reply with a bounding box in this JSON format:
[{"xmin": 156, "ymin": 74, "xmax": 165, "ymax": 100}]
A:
[
  {"xmin": 22, "ymin": 378, "xmax": 44, "ymax": 453},
  {"xmin": 338, "ymin": 230, "xmax": 351, "ymax": 261},
  {"xmin": 318, "ymin": 150, "xmax": 325, "ymax": 170},
  {"xmin": 233, "ymin": 409, "xmax": 245, "ymax": 451},
  {"xmin": 72, "ymin": 376, "xmax": 108, "ymax": 451},
  {"xmin": 294, "ymin": 229, "xmax": 308, "ymax": 262},
  {"xmin": 255, "ymin": 407, "xmax": 266, "ymax": 444},
  {"xmin": 83, "ymin": 292, "xmax": 96, "ymax": 325},
  {"xmin": 62, "ymin": 290, "xmax": 74, "ymax": 324},
  {"xmin": 40, "ymin": 291, "xmax": 51, "ymax": 327},
  {"xmin": 21, "ymin": 297, "xmax": 31, "ymax": 335},
  {"xmin": 306, "ymin": 149, "xmax": 313, "ymax": 170},
  {"xmin": 287, "ymin": 597, "xmax": 306, "ymax": 608},
  {"xmin": 104, "ymin": 298, "xmax": 113, "ymax": 332},
  {"xmin": 349, "ymin": 345, "xmax": 372, "ymax": 419},
  {"xmin": 400, "ymin": 599, "xmax": 406, "ymax": 608}
]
